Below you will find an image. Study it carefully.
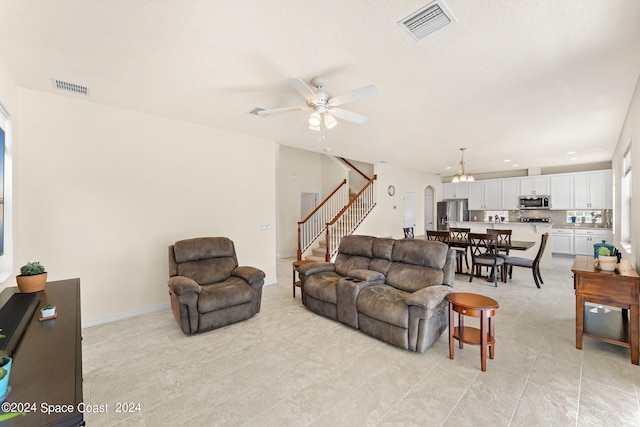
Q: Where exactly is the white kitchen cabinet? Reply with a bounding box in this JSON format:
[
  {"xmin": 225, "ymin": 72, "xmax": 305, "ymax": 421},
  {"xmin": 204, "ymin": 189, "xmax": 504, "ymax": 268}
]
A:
[
  {"xmin": 552, "ymin": 228, "xmax": 574, "ymax": 255},
  {"xmin": 550, "ymin": 174, "xmax": 573, "ymax": 210},
  {"xmin": 520, "ymin": 176, "xmax": 550, "ymax": 196},
  {"xmin": 573, "ymin": 229, "xmax": 612, "ymax": 256},
  {"xmin": 501, "ymin": 178, "xmax": 520, "ymax": 210},
  {"xmin": 443, "ymin": 182, "xmax": 468, "ymax": 199},
  {"xmin": 574, "ymin": 171, "xmax": 611, "ymax": 209},
  {"xmin": 467, "ymin": 180, "xmax": 501, "ymax": 210}
]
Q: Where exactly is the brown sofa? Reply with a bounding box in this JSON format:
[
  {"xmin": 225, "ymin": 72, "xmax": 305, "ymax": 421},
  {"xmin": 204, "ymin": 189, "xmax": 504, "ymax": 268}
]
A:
[
  {"xmin": 168, "ymin": 237, "xmax": 265, "ymax": 334},
  {"xmin": 298, "ymin": 235, "xmax": 455, "ymax": 352}
]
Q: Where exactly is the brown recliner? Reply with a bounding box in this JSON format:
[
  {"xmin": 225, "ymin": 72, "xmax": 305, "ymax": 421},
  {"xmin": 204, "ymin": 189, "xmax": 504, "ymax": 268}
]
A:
[{"xmin": 168, "ymin": 237, "xmax": 265, "ymax": 334}]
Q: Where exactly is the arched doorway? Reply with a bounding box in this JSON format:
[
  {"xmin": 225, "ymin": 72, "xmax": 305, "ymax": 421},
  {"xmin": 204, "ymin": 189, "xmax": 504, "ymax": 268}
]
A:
[{"xmin": 424, "ymin": 185, "xmax": 436, "ymax": 232}]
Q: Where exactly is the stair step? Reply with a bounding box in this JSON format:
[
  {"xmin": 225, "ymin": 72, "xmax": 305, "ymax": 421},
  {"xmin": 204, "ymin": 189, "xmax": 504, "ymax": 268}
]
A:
[{"xmin": 305, "ymin": 255, "xmax": 325, "ymax": 262}]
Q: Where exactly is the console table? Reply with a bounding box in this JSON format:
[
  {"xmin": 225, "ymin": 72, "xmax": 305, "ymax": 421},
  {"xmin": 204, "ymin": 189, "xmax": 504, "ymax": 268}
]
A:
[
  {"xmin": 0, "ymin": 278, "xmax": 84, "ymax": 426},
  {"xmin": 572, "ymin": 256, "xmax": 640, "ymax": 365}
]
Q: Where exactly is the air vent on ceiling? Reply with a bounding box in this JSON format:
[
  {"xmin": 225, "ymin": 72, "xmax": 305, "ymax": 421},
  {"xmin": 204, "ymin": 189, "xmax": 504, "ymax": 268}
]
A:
[
  {"xmin": 51, "ymin": 78, "xmax": 90, "ymax": 96},
  {"xmin": 248, "ymin": 107, "xmax": 265, "ymax": 115},
  {"xmin": 399, "ymin": 0, "xmax": 456, "ymax": 40}
]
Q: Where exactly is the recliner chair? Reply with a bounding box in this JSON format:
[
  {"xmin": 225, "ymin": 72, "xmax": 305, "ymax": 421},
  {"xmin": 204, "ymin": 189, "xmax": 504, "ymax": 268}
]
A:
[{"xmin": 168, "ymin": 237, "xmax": 265, "ymax": 334}]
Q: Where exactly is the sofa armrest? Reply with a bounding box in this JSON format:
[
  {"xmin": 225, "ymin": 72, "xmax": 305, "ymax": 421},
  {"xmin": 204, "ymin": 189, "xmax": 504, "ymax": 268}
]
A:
[
  {"xmin": 347, "ymin": 269, "xmax": 385, "ymax": 283},
  {"xmin": 168, "ymin": 276, "xmax": 201, "ymax": 295},
  {"xmin": 405, "ymin": 285, "xmax": 452, "ymax": 309},
  {"xmin": 298, "ymin": 262, "xmax": 336, "ymax": 276},
  {"xmin": 232, "ymin": 266, "xmax": 266, "ymax": 285}
]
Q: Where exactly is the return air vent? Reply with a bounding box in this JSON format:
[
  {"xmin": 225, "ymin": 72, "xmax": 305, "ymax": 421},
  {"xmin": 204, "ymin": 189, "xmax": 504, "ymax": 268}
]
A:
[
  {"xmin": 51, "ymin": 78, "xmax": 90, "ymax": 96},
  {"xmin": 399, "ymin": 0, "xmax": 456, "ymax": 40},
  {"xmin": 248, "ymin": 107, "xmax": 265, "ymax": 115}
]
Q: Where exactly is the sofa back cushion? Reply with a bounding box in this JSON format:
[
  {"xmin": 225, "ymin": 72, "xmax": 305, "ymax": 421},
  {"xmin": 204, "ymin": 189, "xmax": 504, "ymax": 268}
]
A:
[
  {"xmin": 173, "ymin": 237, "xmax": 238, "ymax": 285},
  {"xmin": 334, "ymin": 235, "xmax": 376, "ymax": 276},
  {"xmin": 385, "ymin": 239, "xmax": 449, "ymax": 293},
  {"xmin": 369, "ymin": 238, "xmax": 395, "ymax": 276}
]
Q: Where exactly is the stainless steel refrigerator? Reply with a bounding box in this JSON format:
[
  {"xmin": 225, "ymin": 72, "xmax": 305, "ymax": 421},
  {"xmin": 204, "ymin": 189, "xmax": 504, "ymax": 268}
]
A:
[{"xmin": 437, "ymin": 200, "xmax": 469, "ymax": 230}]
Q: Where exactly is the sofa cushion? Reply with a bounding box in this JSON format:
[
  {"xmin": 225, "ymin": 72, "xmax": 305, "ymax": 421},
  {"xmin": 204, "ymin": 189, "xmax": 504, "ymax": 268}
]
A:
[
  {"xmin": 334, "ymin": 235, "xmax": 376, "ymax": 276},
  {"xmin": 303, "ymin": 271, "xmax": 341, "ymax": 304},
  {"xmin": 178, "ymin": 257, "xmax": 238, "ymax": 285},
  {"xmin": 197, "ymin": 277, "xmax": 253, "ymax": 312},
  {"xmin": 385, "ymin": 263, "xmax": 444, "ymax": 293},
  {"xmin": 356, "ymin": 285, "xmax": 409, "ymax": 328},
  {"xmin": 391, "ymin": 239, "xmax": 448, "ymax": 269},
  {"xmin": 174, "ymin": 237, "xmax": 237, "ymax": 263}
]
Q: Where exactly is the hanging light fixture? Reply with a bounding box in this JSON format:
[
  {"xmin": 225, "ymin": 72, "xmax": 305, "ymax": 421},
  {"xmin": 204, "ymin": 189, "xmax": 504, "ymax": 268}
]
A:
[
  {"xmin": 451, "ymin": 147, "xmax": 474, "ymax": 183},
  {"xmin": 308, "ymin": 105, "xmax": 337, "ymax": 132}
]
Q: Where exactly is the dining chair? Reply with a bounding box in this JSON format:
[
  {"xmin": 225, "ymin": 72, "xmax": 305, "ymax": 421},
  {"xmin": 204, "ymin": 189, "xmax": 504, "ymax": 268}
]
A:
[
  {"xmin": 502, "ymin": 233, "xmax": 549, "ymax": 288},
  {"xmin": 427, "ymin": 230, "xmax": 466, "ymax": 273},
  {"xmin": 468, "ymin": 233, "xmax": 505, "ymax": 286},
  {"xmin": 487, "ymin": 229, "xmax": 512, "ymax": 256},
  {"xmin": 403, "ymin": 227, "xmax": 415, "ymax": 239},
  {"xmin": 449, "ymin": 227, "xmax": 470, "ymax": 272}
]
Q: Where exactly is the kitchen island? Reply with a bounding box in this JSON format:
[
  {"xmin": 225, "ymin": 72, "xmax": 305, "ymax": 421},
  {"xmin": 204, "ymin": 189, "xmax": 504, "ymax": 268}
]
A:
[{"xmin": 449, "ymin": 221, "xmax": 552, "ymax": 267}]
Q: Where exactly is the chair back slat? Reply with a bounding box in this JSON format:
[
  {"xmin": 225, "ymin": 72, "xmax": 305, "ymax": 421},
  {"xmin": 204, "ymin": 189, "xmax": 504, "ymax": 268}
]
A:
[
  {"xmin": 486, "ymin": 229, "xmax": 512, "ymax": 245},
  {"xmin": 427, "ymin": 230, "xmax": 449, "ymax": 243},
  {"xmin": 468, "ymin": 233, "xmax": 500, "ymax": 257}
]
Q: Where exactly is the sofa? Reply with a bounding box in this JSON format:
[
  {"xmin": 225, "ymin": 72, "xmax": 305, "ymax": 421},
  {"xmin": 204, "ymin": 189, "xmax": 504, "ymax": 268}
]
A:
[
  {"xmin": 168, "ymin": 237, "xmax": 265, "ymax": 334},
  {"xmin": 298, "ymin": 235, "xmax": 456, "ymax": 352}
]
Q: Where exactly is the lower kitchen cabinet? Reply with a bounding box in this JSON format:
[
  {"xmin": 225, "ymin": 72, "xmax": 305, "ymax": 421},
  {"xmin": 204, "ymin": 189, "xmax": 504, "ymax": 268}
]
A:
[
  {"xmin": 552, "ymin": 228, "xmax": 574, "ymax": 255},
  {"xmin": 573, "ymin": 229, "xmax": 612, "ymax": 256}
]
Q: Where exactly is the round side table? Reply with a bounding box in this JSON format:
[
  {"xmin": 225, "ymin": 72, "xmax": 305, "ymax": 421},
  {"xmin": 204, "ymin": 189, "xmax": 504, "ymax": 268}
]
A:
[{"xmin": 446, "ymin": 292, "xmax": 499, "ymax": 371}]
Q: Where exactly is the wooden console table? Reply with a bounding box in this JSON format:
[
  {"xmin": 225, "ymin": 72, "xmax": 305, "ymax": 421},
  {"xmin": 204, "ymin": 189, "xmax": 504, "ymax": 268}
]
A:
[
  {"xmin": 572, "ymin": 256, "xmax": 640, "ymax": 365},
  {"xmin": 0, "ymin": 278, "xmax": 84, "ymax": 426}
]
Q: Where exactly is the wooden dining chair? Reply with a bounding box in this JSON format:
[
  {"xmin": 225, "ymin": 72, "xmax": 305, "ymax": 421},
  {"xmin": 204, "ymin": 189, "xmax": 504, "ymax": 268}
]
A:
[
  {"xmin": 502, "ymin": 233, "xmax": 549, "ymax": 288},
  {"xmin": 468, "ymin": 233, "xmax": 505, "ymax": 286},
  {"xmin": 449, "ymin": 227, "xmax": 470, "ymax": 272},
  {"xmin": 427, "ymin": 230, "xmax": 465, "ymax": 273},
  {"xmin": 403, "ymin": 227, "xmax": 415, "ymax": 239},
  {"xmin": 487, "ymin": 229, "xmax": 512, "ymax": 256}
]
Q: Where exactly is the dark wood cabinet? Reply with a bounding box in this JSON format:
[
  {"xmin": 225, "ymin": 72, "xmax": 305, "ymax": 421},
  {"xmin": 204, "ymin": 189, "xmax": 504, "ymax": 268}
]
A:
[
  {"xmin": 0, "ymin": 279, "xmax": 83, "ymax": 426},
  {"xmin": 572, "ymin": 256, "xmax": 640, "ymax": 365}
]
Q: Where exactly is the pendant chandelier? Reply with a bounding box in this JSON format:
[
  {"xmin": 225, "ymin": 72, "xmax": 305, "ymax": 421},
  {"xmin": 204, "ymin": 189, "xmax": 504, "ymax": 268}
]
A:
[{"xmin": 451, "ymin": 147, "xmax": 474, "ymax": 183}]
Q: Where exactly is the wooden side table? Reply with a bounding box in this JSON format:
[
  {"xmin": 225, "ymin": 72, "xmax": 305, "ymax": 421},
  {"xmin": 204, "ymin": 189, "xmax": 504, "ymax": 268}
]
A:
[
  {"xmin": 446, "ymin": 292, "xmax": 499, "ymax": 371},
  {"xmin": 292, "ymin": 260, "xmax": 313, "ymax": 298},
  {"xmin": 572, "ymin": 255, "xmax": 640, "ymax": 365}
]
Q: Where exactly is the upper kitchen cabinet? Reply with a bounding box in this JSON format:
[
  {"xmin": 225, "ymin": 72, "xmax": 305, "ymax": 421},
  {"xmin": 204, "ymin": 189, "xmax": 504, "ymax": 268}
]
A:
[
  {"xmin": 574, "ymin": 170, "xmax": 612, "ymax": 209},
  {"xmin": 468, "ymin": 180, "xmax": 501, "ymax": 210},
  {"xmin": 550, "ymin": 174, "xmax": 574, "ymax": 210},
  {"xmin": 520, "ymin": 176, "xmax": 550, "ymax": 195},
  {"xmin": 501, "ymin": 178, "xmax": 520, "ymax": 210},
  {"xmin": 443, "ymin": 182, "xmax": 468, "ymax": 199}
]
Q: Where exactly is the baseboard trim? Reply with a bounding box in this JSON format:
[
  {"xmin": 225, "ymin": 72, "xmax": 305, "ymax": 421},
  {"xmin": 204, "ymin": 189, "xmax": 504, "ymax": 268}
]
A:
[{"xmin": 82, "ymin": 302, "xmax": 170, "ymax": 329}]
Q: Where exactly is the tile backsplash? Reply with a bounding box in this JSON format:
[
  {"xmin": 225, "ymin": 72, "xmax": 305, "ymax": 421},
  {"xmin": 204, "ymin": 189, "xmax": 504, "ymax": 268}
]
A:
[{"xmin": 469, "ymin": 209, "xmax": 613, "ymax": 228}]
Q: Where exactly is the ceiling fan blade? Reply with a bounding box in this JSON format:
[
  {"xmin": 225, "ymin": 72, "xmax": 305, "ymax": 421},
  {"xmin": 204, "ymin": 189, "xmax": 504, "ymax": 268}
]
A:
[
  {"xmin": 327, "ymin": 85, "xmax": 379, "ymax": 107},
  {"xmin": 327, "ymin": 108, "xmax": 367, "ymax": 124},
  {"xmin": 252, "ymin": 106, "xmax": 311, "ymax": 115},
  {"xmin": 288, "ymin": 78, "xmax": 318, "ymax": 103}
]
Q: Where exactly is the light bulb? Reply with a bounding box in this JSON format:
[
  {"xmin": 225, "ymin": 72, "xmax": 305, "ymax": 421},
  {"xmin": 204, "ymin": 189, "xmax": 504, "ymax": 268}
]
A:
[
  {"xmin": 452, "ymin": 176, "xmax": 460, "ymax": 183},
  {"xmin": 308, "ymin": 123, "xmax": 320, "ymax": 131},
  {"xmin": 324, "ymin": 114, "xmax": 337, "ymax": 129},
  {"xmin": 309, "ymin": 111, "xmax": 321, "ymax": 127}
]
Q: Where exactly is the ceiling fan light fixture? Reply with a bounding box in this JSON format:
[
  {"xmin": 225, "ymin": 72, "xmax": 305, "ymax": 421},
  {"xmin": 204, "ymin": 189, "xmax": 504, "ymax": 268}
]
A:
[
  {"xmin": 309, "ymin": 111, "xmax": 322, "ymax": 127},
  {"xmin": 308, "ymin": 123, "xmax": 320, "ymax": 132},
  {"xmin": 324, "ymin": 114, "xmax": 337, "ymax": 129}
]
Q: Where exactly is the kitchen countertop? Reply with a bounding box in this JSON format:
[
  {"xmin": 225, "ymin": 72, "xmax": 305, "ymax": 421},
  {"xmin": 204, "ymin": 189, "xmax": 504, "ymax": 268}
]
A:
[{"xmin": 552, "ymin": 225, "xmax": 612, "ymax": 230}]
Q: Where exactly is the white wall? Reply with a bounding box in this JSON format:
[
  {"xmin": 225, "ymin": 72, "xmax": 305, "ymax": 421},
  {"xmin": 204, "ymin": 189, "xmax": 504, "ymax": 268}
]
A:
[
  {"xmin": 12, "ymin": 88, "xmax": 277, "ymax": 323},
  {"xmin": 276, "ymin": 145, "xmax": 323, "ymax": 258},
  {"xmin": 357, "ymin": 162, "xmax": 442, "ymax": 239},
  {"xmin": 612, "ymin": 73, "xmax": 640, "ymax": 269}
]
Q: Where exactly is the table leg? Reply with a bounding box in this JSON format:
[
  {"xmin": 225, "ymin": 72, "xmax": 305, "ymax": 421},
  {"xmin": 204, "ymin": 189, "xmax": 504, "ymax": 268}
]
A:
[
  {"xmin": 576, "ymin": 295, "xmax": 584, "ymax": 350},
  {"xmin": 630, "ymin": 305, "xmax": 639, "ymax": 365},
  {"xmin": 489, "ymin": 316, "xmax": 495, "ymax": 360},
  {"xmin": 448, "ymin": 302, "xmax": 454, "ymax": 360},
  {"xmin": 459, "ymin": 312, "xmax": 464, "ymax": 349},
  {"xmin": 480, "ymin": 311, "xmax": 488, "ymax": 371}
]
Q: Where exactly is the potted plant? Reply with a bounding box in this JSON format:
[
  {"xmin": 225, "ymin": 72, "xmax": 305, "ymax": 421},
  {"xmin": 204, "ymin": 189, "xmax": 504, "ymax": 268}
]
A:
[
  {"xmin": 40, "ymin": 304, "xmax": 56, "ymax": 318},
  {"xmin": 16, "ymin": 261, "xmax": 47, "ymax": 293},
  {"xmin": 596, "ymin": 247, "xmax": 617, "ymax": 271},
  {"xmin": 591, "ymin": 212, "xmax": 602, "ymax": 223},
  {"xmin": 0, "ymin": 350, "xmax": 12, "ymax": 403}
]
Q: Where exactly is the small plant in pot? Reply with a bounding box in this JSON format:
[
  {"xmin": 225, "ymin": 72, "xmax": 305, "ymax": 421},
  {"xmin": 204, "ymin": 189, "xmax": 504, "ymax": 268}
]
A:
[
  {"xmin": 596, "ymin": 247, "xmax": 617, "ymax": 271},
  {"xmin": 40, "ymin": 303, "xmax": 56, "ymax": 318},
  {"xmin": 16, "ymin": 261, "xmax": 47, "ymax": 293}
]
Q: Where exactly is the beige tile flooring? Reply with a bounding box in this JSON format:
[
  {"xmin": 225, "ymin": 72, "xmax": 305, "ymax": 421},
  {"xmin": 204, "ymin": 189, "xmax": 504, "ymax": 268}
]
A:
[{"xmin": 82, "ymin": 255, "xmax": 640, "ymax": 426}]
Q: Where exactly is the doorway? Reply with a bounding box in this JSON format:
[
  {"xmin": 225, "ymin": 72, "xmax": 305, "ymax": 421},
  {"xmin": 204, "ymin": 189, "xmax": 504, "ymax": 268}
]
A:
[
  {"xmin": 424, "ymin": 186, "xmax": 435, "ymax": 232},
  {"xmin": 403, "ymin": 191, "xmax": 417, "ymax": 232}
]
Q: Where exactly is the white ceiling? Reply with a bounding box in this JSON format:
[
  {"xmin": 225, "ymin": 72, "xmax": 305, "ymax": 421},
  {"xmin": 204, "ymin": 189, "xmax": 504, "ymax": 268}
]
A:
[{"xmin": 1, "ymin": 0, "xmax": 639, "ymax": 176}]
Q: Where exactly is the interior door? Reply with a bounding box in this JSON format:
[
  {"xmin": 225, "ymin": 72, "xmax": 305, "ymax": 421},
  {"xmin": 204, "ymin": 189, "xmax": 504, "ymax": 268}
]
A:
[
  {"xmin": 424, "ymin": 194, "xmax": 434, "ymax": 232},
  {"xmin": 403, "ymin": 191, "xmax": 417, "ymax": 230}
]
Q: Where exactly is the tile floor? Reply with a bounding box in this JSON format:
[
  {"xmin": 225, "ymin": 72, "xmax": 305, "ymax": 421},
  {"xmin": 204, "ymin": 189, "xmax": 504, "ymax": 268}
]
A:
[{"xmin": 82, "ymin": 255, "xmax": 640, "ymax": 426}]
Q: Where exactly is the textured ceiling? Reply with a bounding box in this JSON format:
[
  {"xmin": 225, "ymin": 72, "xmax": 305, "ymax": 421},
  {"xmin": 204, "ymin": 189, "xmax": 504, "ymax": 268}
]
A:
[{"xmin": 1, "ymin": 0, "xmax": 639, "ymax": 176}]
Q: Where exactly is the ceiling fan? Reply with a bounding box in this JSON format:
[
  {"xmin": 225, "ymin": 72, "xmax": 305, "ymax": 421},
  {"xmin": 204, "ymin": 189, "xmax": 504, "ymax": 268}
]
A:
[{"xmin": 250, "ymin": 76, "xmax": 379, "ymax": 131}]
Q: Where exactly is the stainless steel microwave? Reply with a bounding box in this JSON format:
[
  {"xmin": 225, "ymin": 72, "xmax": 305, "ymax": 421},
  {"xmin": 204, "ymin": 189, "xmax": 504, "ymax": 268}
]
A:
[{"xmin": 519, "ymin": 195, "xmax": 550, "ymax": 210}]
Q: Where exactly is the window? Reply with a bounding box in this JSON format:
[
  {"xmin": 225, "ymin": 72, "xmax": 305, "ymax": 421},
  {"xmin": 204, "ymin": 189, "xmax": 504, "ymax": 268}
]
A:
[
  {"xmin": 621, "ymin": 140, "xmax": 632, "ymax": 247},
  {"xmin": 484, "ymin": 210, "xmax": 509, "ymax": 222},
  {"xmin": 567, "ymin": 210, "xmax": 602, "ymax": 224}
]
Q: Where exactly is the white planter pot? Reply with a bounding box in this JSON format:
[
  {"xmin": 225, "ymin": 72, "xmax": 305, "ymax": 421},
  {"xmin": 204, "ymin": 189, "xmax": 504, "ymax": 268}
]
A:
[
  {"xmin": 596, "ymin": 255, "xmax": 617, "ymax": 271},
  {"xmin": 41, "ymin": 306, "xmax": 56, "ymax": 318}
]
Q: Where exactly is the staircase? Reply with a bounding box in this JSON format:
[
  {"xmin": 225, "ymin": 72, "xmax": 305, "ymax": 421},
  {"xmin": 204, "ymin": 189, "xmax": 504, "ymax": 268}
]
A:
[{"xmin": 297, "ymin": 160, "xmax": 377, "ymax": 262}]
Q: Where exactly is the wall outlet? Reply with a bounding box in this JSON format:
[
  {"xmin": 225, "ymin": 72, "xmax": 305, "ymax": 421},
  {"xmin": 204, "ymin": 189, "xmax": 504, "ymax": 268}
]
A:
[{"xmin": 260, "ymin": 224, "xmax": 271, "ymax": 230}]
